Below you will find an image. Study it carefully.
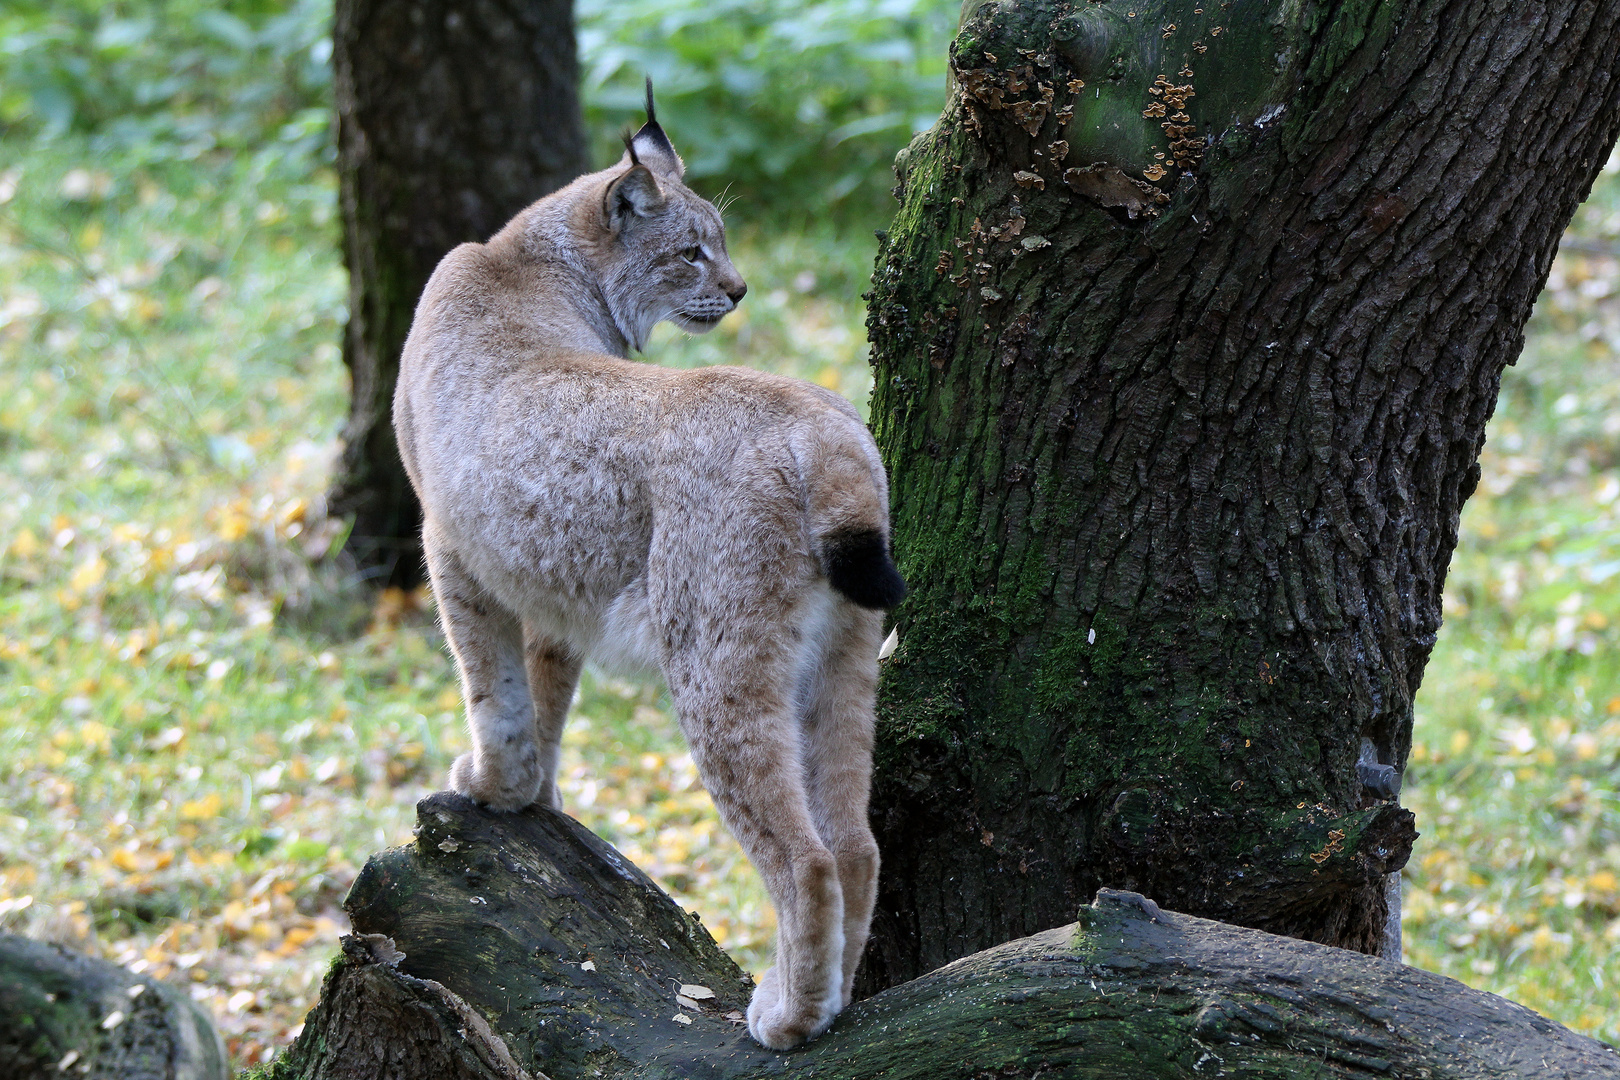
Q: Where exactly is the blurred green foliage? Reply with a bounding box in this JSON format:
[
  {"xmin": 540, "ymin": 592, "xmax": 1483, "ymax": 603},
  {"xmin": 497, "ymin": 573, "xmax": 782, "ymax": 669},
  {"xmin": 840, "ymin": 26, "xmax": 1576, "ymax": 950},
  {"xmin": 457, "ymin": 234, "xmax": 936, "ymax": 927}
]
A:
[
  {"xmin": 578, "ymin": 0, "xmax": 952, "ymax": 222},
  {"xmin": 0, "ymin": 0, "xmax": 332, "ymax": 165},
  {"xmin": 0, "ymin": 0, "xmax": 953, "ymax": 226}
]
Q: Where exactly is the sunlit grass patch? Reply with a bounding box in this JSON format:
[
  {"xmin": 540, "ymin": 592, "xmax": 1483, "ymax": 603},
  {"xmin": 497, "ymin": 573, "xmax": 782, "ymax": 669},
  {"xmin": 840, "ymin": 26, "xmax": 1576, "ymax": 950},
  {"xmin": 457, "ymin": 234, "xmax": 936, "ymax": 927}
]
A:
[{"xmin": 1403, "ymin": 155, "xmax": 1620, "ymax": 1046}]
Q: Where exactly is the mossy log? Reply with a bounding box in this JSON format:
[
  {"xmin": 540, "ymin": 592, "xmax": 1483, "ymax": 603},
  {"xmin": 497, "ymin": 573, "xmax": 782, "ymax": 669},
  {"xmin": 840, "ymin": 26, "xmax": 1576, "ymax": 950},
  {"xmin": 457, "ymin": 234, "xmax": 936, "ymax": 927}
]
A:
[
  {"xmin": 0, "ymin": 933, "xmax": 228, "ymax": 1080},
  {"xmin": 263, "ymin": 794, "xmax": 1620, "ymax": 1079}
]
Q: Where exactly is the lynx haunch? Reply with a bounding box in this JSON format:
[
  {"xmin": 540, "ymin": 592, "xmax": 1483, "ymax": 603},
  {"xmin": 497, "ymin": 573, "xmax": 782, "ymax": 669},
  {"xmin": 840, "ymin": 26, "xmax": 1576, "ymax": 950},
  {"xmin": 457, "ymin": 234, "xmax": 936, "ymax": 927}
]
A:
[{"xmin": 392, "ymin": 86, "xmax": 904, "ymax": 1051}]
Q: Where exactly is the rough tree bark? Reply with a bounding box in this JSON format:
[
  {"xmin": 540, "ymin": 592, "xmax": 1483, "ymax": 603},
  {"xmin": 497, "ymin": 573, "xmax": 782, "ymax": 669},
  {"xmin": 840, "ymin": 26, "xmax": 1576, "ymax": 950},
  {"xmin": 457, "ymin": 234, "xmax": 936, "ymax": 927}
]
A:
[
  {"xmin": 327, "ymin": 0, "xmax": 587, "ymax": 586},
  {"xmin": 857, "ymin": 0, "xmax": 1620, "ymax": 990},
  {"xmin": 261, "ymin": 795, "xmax": 1620, "ymax": 1079}
]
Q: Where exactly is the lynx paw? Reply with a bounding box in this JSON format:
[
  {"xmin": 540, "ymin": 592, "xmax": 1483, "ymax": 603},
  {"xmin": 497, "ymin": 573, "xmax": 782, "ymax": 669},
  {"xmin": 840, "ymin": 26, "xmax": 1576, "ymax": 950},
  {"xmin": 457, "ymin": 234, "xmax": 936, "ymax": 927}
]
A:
[
  {"xmin": 448, "ymin": 750, "xmax": 541, "ymax": 812},
  {"xmin": 530, "ymin": 781, "xmax": 564, "ymax": 813},
  {"xmin": 746, "ymin": 966, "xmax": 838, "ymax": 1051}
]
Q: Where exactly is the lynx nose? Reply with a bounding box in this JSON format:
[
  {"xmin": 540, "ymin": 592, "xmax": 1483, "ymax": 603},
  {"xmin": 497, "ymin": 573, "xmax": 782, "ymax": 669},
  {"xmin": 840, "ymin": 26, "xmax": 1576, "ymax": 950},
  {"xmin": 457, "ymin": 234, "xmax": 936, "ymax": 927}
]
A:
[{"xmin": 727, "ymin": 281, "xmax": 748, "ymax": 305}]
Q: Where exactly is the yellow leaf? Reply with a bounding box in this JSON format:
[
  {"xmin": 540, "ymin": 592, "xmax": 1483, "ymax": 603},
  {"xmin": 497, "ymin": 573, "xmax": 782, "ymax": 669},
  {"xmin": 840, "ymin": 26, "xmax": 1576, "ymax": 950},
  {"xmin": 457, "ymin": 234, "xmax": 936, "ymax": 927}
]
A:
[
  {"xmin": 217, "ymin": 513, "xmax": 250, "ymax": 542},
  {"xmin": 111, "ymin": 848, "xmax": 141, "ymax": 872},
  {"xmin": 8, "ymin": 528, "xmax": 39, "ymax": 558},
  {"xmin": 220, "ymin": 899, "xmax": 250, "ymax": 930},
  {"xmin": 70, "ymin": 555, "xmax": 107, "ymax": 593},
  {"xmin": 79, "ymin": 721, "xmax": 110, "ymax": 751},
  {"xmin": 180, "ymin": 792, "xmax": 223, "ymax": 820}
]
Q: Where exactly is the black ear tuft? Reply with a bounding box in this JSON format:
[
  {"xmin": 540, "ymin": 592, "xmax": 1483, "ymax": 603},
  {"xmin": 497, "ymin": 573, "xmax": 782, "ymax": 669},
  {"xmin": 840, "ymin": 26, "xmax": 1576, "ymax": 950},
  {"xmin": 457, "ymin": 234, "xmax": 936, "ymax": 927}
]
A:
[
  {"xmin": 629, "ymin": 76, "xmax": 683, "ymax": 179},
  {"xmin": 823, "ymin": 529, "xmax": 907, "ymax": 610}
]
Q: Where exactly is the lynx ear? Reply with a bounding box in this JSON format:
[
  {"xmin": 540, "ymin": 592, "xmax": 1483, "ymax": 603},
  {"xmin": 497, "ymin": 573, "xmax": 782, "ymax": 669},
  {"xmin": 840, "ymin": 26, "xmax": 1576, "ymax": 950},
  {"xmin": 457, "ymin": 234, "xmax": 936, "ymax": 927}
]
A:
[
  {"xmin": 604, "ymin": 164, "xmax": 666, "ymax": 227},
  {"xmin": 626, "ymin": 76, "xmax": 684, "ymax": 180}
]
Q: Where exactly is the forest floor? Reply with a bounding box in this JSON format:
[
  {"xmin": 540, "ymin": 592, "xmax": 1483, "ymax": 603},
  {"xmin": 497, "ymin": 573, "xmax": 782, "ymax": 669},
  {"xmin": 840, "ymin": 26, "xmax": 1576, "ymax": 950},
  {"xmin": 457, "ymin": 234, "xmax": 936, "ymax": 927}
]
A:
[{"xmin": 2, "ymin": 138, "xmax": 1618, "ymax": 1069}]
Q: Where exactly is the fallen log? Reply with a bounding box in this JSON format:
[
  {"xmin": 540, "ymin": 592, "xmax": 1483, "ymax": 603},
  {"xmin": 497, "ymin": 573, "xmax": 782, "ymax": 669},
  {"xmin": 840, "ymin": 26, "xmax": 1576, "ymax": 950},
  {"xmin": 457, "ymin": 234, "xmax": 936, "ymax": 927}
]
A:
[
  {"xmin": 0, "ymin": 933, "xmax": 228, "ymax": 1080},
  {"xmin": 259, "ymin": 793, "xmax": 1619, "ymax": 1079}
]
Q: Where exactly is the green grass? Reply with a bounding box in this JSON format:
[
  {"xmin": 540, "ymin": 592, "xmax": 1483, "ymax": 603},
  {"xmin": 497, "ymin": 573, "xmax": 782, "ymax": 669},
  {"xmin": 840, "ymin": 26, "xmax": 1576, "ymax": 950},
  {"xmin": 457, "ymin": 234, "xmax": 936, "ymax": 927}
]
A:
[
  {"xmin": 1401, "ymin": 153, "xmax": 1620, "ymax": 1041},
  {"xmin": 2, "ymin": 62, "xmax": 1619, "ymax": 1076}
]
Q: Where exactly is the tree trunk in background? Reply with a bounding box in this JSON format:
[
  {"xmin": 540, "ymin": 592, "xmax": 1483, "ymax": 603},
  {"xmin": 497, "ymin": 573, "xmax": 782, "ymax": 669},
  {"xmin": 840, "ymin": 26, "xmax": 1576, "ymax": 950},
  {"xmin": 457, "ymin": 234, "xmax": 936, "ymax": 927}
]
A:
[
  {"xmin": 861, "ymin": 0, "xmax": 1620, "ymax": 992},
  {"xmin": 328, "ymin": 0, "xmax": 587, "ymax": 587}
]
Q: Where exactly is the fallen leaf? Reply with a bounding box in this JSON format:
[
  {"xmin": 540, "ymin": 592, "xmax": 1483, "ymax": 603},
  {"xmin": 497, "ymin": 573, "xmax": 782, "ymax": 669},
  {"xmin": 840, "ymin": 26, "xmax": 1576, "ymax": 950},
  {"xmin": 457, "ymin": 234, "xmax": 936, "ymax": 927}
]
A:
[{"xmin": 878, "ymin": 628, "xmax": 898, "ymax": 660}]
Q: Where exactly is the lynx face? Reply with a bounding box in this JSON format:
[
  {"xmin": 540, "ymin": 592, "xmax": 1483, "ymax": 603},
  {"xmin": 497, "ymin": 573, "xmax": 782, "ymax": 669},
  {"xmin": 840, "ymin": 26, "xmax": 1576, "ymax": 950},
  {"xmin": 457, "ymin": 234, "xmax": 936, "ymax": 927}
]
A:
[{"xmin": 596, "ymin": 130, "xmax": 747, "ymax": 350}]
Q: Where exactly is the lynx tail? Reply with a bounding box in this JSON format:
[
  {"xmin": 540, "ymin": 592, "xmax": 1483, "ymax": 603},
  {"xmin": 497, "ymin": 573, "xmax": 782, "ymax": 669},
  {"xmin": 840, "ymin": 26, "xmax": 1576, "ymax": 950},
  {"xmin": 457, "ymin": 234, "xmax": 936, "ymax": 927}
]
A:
[{"xmin": 823, "ymin": 529, "xmax": 906, "ymax": 610}]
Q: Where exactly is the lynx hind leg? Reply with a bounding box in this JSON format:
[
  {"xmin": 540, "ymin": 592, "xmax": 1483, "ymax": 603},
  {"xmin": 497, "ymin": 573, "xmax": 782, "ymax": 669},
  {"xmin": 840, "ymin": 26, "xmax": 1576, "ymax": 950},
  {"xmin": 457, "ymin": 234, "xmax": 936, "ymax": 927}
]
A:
[
  {"xmin": 522, "ymin": 625, "xmax": 582, "ymax": 812},
  {"xmin": 801, "ymin": 600, "xmax": 884, "ymax": 1008},
  {"xmin": 663, "ymin": 647, "xmax": 845, "ymax": 1050},
  {"xmin": 424, "ymin": 527, "xmax": 541, "ymax": 811}
]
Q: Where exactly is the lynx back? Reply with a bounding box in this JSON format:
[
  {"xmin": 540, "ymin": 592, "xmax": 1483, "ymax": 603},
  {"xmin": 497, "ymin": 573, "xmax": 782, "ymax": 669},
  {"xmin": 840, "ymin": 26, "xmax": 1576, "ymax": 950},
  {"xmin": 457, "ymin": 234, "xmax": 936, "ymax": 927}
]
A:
[{"xmin": 392, "ymin": 85, "xmax": 904, "ymax": 1051}]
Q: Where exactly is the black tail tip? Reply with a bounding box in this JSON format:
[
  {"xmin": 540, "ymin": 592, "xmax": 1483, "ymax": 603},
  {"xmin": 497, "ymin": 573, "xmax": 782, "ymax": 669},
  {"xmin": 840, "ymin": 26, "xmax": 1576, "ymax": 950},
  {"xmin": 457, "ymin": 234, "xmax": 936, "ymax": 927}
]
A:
[{"xmin": 825, "ymin": 529, "xmax": 907, "ymax": 610}]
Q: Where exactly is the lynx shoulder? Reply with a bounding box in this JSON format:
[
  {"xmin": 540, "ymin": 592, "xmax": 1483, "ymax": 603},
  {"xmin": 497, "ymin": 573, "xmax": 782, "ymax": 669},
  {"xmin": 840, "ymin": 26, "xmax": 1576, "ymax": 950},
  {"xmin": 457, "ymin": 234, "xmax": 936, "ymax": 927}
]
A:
[{"xmin": 392, "ymin": 84, "xmax": 902, "ymax": 1051}]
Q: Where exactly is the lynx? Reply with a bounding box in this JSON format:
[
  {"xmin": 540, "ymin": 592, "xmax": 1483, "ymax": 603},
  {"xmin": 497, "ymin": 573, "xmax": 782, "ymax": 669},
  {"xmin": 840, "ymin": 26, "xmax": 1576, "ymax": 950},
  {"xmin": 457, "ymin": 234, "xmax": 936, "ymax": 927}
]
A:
[{"xmin": 392, "ymin": 85, "xmax": 905, "ymax": 1051}]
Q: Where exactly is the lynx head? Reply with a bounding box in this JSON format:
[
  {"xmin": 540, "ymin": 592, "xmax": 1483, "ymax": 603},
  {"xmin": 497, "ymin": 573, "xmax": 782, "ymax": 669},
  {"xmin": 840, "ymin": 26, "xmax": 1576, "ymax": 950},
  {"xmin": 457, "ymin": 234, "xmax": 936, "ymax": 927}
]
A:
[{"xmin": 595, "ymin": 80, "xmax": 747, "ymax": 351}]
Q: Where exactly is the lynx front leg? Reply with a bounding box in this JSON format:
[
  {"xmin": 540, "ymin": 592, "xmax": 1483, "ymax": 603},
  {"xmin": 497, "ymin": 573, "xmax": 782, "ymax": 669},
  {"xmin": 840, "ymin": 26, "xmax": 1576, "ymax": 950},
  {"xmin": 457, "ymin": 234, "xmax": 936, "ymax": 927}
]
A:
[
  {"xmin": 801, "ymin": 601, "xmax": 884, "ymax": 1008},
  {"xmin": 424, "ymin": 526, "xmax": 541, "ymax": 811},
  {"xmin": 664, "ymin": 658, "xmax": 845, "ymax": 1051},
  {"xmin": 522, "ymin": 625, "xmax": 582, "ymax": 812}
]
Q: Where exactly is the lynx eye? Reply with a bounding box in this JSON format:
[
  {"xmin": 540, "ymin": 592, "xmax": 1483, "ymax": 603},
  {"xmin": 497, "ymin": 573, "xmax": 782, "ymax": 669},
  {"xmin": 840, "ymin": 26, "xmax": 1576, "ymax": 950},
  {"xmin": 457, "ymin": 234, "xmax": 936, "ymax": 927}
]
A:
[{"xmin": 681, "ymin": 245, "xmax": 706, "ymax": 263}]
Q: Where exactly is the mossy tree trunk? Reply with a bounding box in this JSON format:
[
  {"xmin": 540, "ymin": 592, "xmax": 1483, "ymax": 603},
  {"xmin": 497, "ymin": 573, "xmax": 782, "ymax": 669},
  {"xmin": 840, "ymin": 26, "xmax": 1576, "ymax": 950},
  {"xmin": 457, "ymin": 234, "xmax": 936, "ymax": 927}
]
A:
[
  {"xmin": 860, "ymin": 0, "xmax": 1620, "ymax": 990},
  {"xmin": 327, "ymin": 0, "xmax": 587, "ymax": 587}
]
